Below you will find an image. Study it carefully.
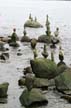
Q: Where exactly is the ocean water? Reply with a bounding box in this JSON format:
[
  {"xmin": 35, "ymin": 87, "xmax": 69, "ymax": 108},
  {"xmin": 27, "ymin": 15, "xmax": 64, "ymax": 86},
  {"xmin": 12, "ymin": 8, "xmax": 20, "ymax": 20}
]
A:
[{"xmin": 0, "ymin": 1, "xmax": 71, "ymax": 108}]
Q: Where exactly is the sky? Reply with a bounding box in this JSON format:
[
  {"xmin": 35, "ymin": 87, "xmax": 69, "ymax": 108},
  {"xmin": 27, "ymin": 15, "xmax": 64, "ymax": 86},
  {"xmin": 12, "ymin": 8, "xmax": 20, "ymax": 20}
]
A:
[{"xmin": 0, "ymin": 0, "xmax": 70, "ymax": 7}]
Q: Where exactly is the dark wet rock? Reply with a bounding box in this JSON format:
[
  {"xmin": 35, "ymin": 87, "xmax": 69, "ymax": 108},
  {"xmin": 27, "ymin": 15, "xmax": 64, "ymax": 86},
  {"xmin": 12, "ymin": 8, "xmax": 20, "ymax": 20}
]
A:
[
  {"xmin": 11, "ymin": 28, "xmax": 19, "ymax": 42},
  {"xmin": 50, "ymin": 44, "xmax": 56, "ymax": 49},
  {"xmin": 30, "ymin": 58, "xmax": 58, "ymax": 79},
  {"xmin": 21, "ymin": 36, "xmax": 30, "ymax": 42},
  {"xmin": 38, "ymin": 35, "xmax": 52, "ymax": 43},
  {"xmin": 42, "ymin": 44, "xmax": 48, "ymax": 58},
  {"xmin": 9, "ymin": 42, "xmax": 20, "ymax": 47},
  {"xmin": 0, "ymin": 82, "xmax": 9, "ymax": 98},
  {"xmin": 31, "ymin": 38, "xmax": 37, "ymax": 49},
  {"xmin": 0, "ymin": 52, "xmax": 9, "ymax": 60},
  {"xmin": 17, "ymin": 52, "xmax": 22, "ymax": 56},
  {"xmin": 9, "ymin": 29, "xmax": 19, "ymax": 47},
  {"xmin": 19, "ymin": 88, "xmax": 48, "ymax": 107},
  {"xmin": 24, "ymin": 14, "xmax": 43, "ymax": 28},
  {"xmin": 24, "ymin": 67, "xmax": 32, "ymax": 75},
  {"xmin": 55, "ymin": 68, "xmax": 71, "ymax": 93},
  {"xmin": 61, "ymin": 95, "xmax": 71, "ymax": 103},
  {"xmin": 18, "ymin": 78, "xmax": 25, "ymax": 86},
  {"xmin": 57, "ymin": 61, "xmax": 66, "ymax": 67}
]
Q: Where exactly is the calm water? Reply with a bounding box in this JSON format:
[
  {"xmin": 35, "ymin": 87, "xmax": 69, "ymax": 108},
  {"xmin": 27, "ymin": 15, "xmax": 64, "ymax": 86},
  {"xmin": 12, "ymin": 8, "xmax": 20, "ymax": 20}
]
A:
[{"xmin": 0, "ymin": 1, "xmax": 71, "ymax": 108}]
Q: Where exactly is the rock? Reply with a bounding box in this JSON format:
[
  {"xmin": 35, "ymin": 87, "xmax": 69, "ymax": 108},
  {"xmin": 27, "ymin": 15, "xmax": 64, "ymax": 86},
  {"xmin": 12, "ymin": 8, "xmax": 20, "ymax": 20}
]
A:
[
  {"xmin": 24, "ymin": 67, "xmax": 32, "ymax": 75},
  {"xmin": 55, "ymin": 68, "xmax": 71, "ymax": 93},
  {"xmin": 24, "ymin": 19, "xmax": 43, "ymax": 28},
  {"xmin": 9, "ymin": 42, "xmax": 20, "ymax": 47},
  {"xmin": 0, "ymin": 82, "xmax": 9, "ymax": 98},
  {"xmin": 21, "ymin": 36, "xmax": 30, "ymax": 42},
  {"xmin": 30, "ymin": 58, "xmax": 58, "ymax": 79},
  {"xmin": 17, "ymin": 52, "xmax": 22, "ymax": 56},
  {"xmin": 0, "ymin": 41, "xmax": 5, "ymax": 51},
  {"xmin": 31, "ymin": 38, "xmax": 37, "ymax": 49},
  {"xmin": 25, "ymin": 73, "xmax": 35, "ymax": 91},
  {"xmin": 57, "ymin": 61, "xmax": 66, "ymax": 67},
  {"xmin": 19, "ymin": 88, "xmax": 48, "ymax": 107},
  {"xmin": 38, "ymin": 35, "xmax": 52, "ymax": 43},
  {"xmin": 0, "ymin": 52, "xmax": 9, "ymax": 60},
  {"xmin": 18, "ymin": 78, "xmax": 25, "ymax": 86},
  {"xmin": 18, "ymin": 77, "xmax": 48, "ymax": 90},
  {"xmin": 61, "ymin": 95, "xmax": 71, "ymax": 103},
  {"xmin": 33, "ymin": 78, "xmax": 48, "ymax": 90}
]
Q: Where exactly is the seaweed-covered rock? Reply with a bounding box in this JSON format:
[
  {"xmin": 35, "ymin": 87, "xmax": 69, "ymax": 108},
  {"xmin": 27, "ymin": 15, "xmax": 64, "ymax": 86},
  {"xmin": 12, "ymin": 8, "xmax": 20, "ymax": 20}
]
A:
[
  {"xmin": 19, "ymin": 88, "xmax": 48, "ymax": 107},
  {"xmin": 30, "ymin": 58, "xmax": 58, "ymax": 79},
  {"xmin": 0, "ymin": 82, "xmax": 9, "ymax": 98},
  {"xmin": 55, "ymin": 68, "xmax": 71, "ymax": 93}
]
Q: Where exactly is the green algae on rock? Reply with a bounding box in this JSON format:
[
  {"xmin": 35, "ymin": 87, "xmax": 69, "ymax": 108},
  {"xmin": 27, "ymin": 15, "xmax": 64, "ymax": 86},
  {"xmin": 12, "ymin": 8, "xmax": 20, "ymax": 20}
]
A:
[
  {"xmin": 0, "ymin": 82, "xmax": 9, "ymax": 98},
  {"xmin": 30, "ymin": 58, "xmax": 58, "ymax": 79},
  {"xmin": 19, "ymin": 88, "xmax": 48, "ymax": 107},
  {"xmin": 55, "ymin": 68, "xmax": 71, "ymax": 92}
]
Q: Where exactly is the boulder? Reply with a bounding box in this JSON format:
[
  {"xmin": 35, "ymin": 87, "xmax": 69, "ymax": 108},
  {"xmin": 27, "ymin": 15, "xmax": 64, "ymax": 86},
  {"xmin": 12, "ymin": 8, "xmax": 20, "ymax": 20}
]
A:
[
  {"xmin": 24, "ymin": 20, "xmax": 43, "ymax": 28},
  {"xmin": 33, "ymin": 78, "xmax": 48, "ymax": 90},
  {"xmin": 30, "ymin": 58, "xmax": 58, "ymax": 79},
  {"xmin": 18, "ymin": 77, "xmax": 48, "ymax": 90},
  {"xmin": 21, "ymin": 36, "xmax": 30, "ymax": 42},
  {"xmin": 38, "ymin": 35, "xmax": 52, "ymax": 43},
  {"xmin": 19, "ymin": 88, "xmax": 48, "ymax": 107},
  {"xmin": 9, "ymin": 42, "xmax": 20, "ymax": 47},
  {"xmin": 55, "ymin": 68, "xmax": 71, "ymax": 93},
  {"xmin": 0, "ymin": 82, "xmax": 9, "ymax": 98}
]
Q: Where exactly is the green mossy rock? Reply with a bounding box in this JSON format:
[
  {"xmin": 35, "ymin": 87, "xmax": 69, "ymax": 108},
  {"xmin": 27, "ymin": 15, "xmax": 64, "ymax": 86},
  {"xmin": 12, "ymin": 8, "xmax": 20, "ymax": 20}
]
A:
[
  {"xmin": 0, "ymin": 82, "xmax": 9, "ymax": 98},
  {"xmin": 24, "ymin": 20, "xmax": 43, "ymax": 28},
  {"xmin": 19, "ymin": 88, "xmax": 48, "ymax": 106},
  {"xmin": 9, "ymin": 42, "xmax": 20, "ymax": 47},
  {"xmin": 38, "ymin": 35, "xmax": 52, "ymax": 43},
  {"xmin": 34, "ymin": 78, "xmax": 48, "ymax": 89},
  {"xmin": 30, "ymin": 58, "xmax": 58, "ymax": 79},
  {"xmin": 55, "ymin": 68, "xmax": 71, "ymax": 92}
]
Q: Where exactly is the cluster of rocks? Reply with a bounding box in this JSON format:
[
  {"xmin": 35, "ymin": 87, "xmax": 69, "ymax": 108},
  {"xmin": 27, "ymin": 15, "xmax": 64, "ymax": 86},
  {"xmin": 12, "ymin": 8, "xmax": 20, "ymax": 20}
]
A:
[
  {"xmin": 18, "ymin": 40, "xmax": 71, "ymax": 107},
  {"xmin": 0, "ymin": 14, "xmax": 70, "ymax": 107},
  {"xmin": 0, "ymin": 14, "xmax": 60, "ymax": 48}
]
